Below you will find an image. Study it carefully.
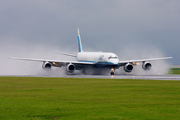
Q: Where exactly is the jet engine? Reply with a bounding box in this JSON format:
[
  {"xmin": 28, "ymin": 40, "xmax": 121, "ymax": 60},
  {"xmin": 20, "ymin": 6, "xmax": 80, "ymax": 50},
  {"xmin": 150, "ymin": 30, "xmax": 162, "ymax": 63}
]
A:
[
  {"xmin": 42, "ymin": 62, "xmax": 52, "ymax": 69},
  {"xmin": 124, "ymin": 63, "xmax": 133, "ymax": 73},
  {"xmin": 67, "ymin": 63, "xmax": 76, "ymax": 73},
  {"xmin": 142, "ymin": 62, "xmax": 152, "ymax": 70}
]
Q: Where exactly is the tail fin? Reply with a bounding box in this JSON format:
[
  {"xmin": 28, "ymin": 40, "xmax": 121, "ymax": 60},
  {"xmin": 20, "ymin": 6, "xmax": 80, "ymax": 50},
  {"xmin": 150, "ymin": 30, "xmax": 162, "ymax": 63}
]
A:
[{"xmin": 77, "ymin": 28, "xmax": 83, "ymax": 52}]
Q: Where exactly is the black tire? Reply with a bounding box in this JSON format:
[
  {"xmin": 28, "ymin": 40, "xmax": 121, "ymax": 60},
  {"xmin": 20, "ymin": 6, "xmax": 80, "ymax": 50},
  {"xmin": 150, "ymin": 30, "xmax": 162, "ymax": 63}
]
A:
[{"xmin": 110, "ymin": 71, "xmax": 114, "ymax": 75}]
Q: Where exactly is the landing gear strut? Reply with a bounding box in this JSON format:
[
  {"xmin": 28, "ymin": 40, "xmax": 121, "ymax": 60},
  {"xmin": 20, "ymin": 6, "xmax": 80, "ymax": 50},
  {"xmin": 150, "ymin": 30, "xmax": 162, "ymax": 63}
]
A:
[{"xmin": 110, "ymin": 68, "xmax": 115, "ymax": 76}]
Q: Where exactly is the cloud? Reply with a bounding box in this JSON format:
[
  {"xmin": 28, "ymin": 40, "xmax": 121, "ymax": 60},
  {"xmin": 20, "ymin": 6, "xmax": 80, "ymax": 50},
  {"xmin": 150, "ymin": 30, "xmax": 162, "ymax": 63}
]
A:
[{"xmin": 0, "ymin": 0, "xmax": 178, "ymax": 75}]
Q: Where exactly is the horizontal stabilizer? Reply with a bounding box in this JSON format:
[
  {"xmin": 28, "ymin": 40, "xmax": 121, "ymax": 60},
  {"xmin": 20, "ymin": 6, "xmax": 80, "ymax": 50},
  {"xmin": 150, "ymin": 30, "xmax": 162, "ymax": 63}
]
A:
[{"xmin": 53, "ymin": 51, "xmax": 76, "ymax": 57}]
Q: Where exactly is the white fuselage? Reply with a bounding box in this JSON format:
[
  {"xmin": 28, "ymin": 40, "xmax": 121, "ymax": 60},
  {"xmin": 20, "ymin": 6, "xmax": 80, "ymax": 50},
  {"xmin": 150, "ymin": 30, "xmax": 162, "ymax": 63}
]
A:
[{"xmin": 77, "ymin": 52, "xmax": 119, "ymax": 65}]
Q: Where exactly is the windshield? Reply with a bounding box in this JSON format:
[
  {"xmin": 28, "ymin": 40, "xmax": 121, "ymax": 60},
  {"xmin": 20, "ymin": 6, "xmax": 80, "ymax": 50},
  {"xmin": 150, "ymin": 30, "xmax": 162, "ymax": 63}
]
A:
[{"xmin": 108, "ymin": 56, "xmax": 118, "ymax": 59}]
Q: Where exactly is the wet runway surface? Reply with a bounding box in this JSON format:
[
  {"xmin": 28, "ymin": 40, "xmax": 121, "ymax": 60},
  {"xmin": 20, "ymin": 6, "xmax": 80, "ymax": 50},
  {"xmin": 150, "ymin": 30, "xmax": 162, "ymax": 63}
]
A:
[
  {"xmin": 3, "ymin": 74, "xmax": 180, "ymax": 80},
  {"xmin": 62, "ymin": 74, "xmax": 180, "ymax": 80}
]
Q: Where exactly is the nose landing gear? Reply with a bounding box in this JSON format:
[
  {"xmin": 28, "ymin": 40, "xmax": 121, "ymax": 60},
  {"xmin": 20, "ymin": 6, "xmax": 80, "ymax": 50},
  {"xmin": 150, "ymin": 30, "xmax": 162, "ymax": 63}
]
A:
[{"xmin": 110, "ymin": 68, "xmax": 115, "ymax": 76}]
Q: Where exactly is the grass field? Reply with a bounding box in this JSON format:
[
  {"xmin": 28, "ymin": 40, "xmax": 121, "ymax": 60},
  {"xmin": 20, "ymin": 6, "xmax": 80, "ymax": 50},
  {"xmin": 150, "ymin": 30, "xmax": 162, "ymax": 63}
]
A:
[
  {"xmin": 169, "ymin": 68, "xmax": 180, "ymax": 74},
  {"xmin": 0, "ymin": 77, "xmax": 180, "ymax": 120}
]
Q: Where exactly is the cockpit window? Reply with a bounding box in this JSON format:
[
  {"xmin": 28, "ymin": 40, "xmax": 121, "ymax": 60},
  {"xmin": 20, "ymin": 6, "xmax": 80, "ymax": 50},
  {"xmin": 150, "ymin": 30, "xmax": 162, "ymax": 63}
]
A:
[{"xmin": 108, "ymin": 56, "xmax": 118, "ymax": 59}]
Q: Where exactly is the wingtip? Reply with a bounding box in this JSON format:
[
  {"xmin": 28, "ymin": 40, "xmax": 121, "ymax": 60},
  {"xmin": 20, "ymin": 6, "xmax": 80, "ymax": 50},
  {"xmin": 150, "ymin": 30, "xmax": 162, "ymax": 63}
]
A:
[
  {"xmin": 8, "ymin": 57, "xmax": 18, "ymax": 60},
  {"xmin": 167, "ymin": 57, "xmax": 173, "ymax": 59},
  {"xmin": 8, "ymin": 57, "xmax": 12, "ymax": 59}
]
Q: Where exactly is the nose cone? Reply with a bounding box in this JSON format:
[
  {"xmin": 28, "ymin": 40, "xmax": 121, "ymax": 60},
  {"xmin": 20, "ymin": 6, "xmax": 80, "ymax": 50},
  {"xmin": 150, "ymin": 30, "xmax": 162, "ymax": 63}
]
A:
[
  {"xmin": 115, "ymin": 59, "xmax": 119, "ymax": 64},
  {"xmin": 112, "ymin": 59, "xmax": 119, "ymax": 64}
]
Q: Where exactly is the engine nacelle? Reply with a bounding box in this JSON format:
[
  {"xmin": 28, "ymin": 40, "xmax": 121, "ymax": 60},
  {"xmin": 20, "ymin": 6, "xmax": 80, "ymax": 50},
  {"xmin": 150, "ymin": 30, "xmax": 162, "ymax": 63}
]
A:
[
  {"xmin": 42, "ymin": 62, "xmax": 52, "ymax": 69},
  {"xmin": 124, "ymin": 63, "xmax": 133, "ymax": 73},
  {"xmin": 142, "ymin": 62, "xmax": 152, "ymax": 70},
  {"xmin": 66, "ymin": 63, "xmax": 75, "ymax": 73}
]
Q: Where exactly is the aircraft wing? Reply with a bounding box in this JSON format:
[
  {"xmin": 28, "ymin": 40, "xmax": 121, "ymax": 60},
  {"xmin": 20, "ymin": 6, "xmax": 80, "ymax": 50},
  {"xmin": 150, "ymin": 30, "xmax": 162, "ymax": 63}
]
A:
[
  {"xmin": 119, "ymin": 57, "xmax": 172, "ymax": 65},
  {"xmin": 8, "ymin": 57, "xmax": 94, "ymax": 67}
]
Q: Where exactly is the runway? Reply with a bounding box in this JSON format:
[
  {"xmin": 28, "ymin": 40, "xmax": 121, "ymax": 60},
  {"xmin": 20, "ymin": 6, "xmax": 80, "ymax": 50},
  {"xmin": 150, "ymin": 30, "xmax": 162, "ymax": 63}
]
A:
[
  {"xmin": 18, "ymin": 73, "xmax": 180, "ymax": 80},
  {"xmin": 2, "ymin": 74, "xmax": 180, "ymax": 80},
  {"xmin": 62, "ymin": 74, "xmax": 180, "ymax": 80}
]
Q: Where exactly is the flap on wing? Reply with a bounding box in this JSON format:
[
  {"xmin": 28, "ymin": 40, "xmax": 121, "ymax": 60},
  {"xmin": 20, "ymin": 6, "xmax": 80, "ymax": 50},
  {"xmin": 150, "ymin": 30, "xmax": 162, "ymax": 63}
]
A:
[{"xmin": 119, "ymin": 57, "xmax": 172, "ymax": 64}]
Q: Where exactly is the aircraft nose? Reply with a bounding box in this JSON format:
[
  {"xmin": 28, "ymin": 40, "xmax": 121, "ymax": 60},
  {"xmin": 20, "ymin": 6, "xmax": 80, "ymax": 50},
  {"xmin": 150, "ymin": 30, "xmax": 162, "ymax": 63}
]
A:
[{"xmin": 113, "ymin": 59, "xmax": 119, "ymax": 64}]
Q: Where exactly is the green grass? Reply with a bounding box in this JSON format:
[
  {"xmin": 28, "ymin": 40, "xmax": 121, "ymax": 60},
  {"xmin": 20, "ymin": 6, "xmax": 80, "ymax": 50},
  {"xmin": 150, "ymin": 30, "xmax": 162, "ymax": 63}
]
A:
[
  {"xmin": 0, "ymin": 77, "xmax": 180, "ymax": 120},
  {"xmin": 169, "ymin": 68, "xmax": 180, "ymax": 74}
]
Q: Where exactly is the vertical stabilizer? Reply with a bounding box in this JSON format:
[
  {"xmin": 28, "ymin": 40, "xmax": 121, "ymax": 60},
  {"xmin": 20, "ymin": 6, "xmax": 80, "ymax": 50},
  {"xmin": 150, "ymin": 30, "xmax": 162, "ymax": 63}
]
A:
[{"xmin": 77, "ymin": 28, "xmax": 83, "ymax": 52}]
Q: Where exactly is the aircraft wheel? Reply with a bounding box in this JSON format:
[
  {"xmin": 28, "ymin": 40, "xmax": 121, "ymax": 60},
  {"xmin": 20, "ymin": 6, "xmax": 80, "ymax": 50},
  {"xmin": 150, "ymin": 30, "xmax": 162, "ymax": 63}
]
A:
[
  {"xmin": 110, "ymin": 68, "xmax": 115, "ymax": 76},
  {"xmin": 110, "ymin": 71, "xmax": 114, "ymax": 76}
]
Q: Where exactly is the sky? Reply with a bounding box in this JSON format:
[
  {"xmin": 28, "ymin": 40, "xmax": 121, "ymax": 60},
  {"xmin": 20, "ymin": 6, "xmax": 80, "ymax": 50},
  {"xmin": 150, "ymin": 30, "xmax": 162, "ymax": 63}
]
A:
[{"xmin": 0, "ymin": 0, "xmax": 180, "ymax": 75}]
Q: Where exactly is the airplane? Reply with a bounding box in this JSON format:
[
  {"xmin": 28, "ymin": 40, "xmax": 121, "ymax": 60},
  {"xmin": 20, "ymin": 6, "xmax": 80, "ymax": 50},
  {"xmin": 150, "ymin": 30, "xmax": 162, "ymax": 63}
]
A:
[{"xmin": 9, "ymin": 28, "xmax": 172, "ymax": 75}]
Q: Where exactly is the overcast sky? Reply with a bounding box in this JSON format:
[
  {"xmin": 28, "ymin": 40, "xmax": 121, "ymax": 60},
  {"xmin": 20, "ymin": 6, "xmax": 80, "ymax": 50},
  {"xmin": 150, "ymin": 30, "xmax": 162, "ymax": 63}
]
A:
[{"xmin": 0, "ymin": 0, "xmax": 180, "ymax": 71}]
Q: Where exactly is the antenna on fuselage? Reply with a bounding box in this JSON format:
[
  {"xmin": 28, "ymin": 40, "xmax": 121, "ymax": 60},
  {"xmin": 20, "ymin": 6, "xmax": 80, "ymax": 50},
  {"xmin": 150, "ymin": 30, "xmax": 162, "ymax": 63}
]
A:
[{"xmin": 77, "ymin": 28, "xmax": 83, "ymax": 52}]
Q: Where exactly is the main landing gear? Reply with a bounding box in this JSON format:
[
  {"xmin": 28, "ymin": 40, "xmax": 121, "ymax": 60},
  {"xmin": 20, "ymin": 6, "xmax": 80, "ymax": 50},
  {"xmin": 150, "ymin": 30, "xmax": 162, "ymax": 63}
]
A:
[{"xmin": 110, "ymin": 68, "xmax": 115, "ymax": 76}]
